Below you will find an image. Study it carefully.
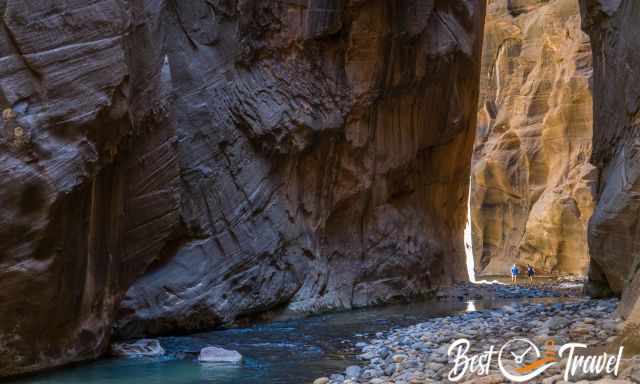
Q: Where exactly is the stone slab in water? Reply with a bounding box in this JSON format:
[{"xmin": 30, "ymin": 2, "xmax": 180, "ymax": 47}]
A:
[
  {"xmin": 110, "ymin": 339, "xmax": 165, "ymax": 357},
  {"xmin": 198, "ymin": 347, "xmax": 243, "ymax": 364}
]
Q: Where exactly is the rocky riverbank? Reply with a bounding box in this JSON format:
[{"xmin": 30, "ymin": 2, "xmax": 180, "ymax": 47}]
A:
[
  {"xmin": 316, "ymin": 285, "xmax": 638, "ymax": 384},
  {"xmin": 435, "ymin": 279, "xmax": 584, "ymax": 301}
]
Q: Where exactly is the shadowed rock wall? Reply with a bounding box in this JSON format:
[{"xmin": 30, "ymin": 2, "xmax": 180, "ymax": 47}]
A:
[
  {"xmin": 0, "ymin": 0, "xmax": 181, "ymax": 376},
  {"xmin": 0, "ymin": 0, "xmax": 485, "ymax": 376},
  {"xmin": 471, "ymin": 0, "xmax": 595, "ymax": 276},
  {"xmin": 579, "ymin": 0, "xmax": 640, "ymax": 351},
  {"xmin": 115, "ymin": 0, "xmax": 486, "ymax": 338}
]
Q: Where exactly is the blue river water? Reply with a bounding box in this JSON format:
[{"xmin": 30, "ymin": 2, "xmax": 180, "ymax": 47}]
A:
[{"xmin": 4, "ymin": 298, "xmax": 567, "ymax": 384}]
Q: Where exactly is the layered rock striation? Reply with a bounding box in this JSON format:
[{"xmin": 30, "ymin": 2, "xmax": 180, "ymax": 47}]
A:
[
  {"xmin": 115, "ymin": 0, "xmax": 486, "ymax": 338},
  {"xmin": 0, "ymin": 0, "xmax": 486, "ymax": 376},
  {"xmin": 579, "ymin": 0, "xmax": 640, "ymax": 351},
  {"xmin": 0, "ymin": 0, "xmax": 181, "ymax": 376},
  {"xmin": 470, "ymin": 0, "xmax": 595, "ymax": 276}
]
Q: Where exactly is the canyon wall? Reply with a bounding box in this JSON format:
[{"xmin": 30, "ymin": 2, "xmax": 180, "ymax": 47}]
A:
[
  {"xmin": 0, "ymin": 0, "xmax": 181, "ymax": 375},
  {"xmin": 0, "ymin": 0, "xmax": 486, "ymax": 376},
  {"xmin": 470, "ymin": 0, "xmax": 595, "ymax": 276},
  {"xmin": 579, "ymin": 0, "xmax": 640, "ymax": 351}
]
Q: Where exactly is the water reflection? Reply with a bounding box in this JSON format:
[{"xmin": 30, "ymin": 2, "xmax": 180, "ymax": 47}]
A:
[
  {"xmin": 5, "ymin": 298, "xmax": 572, "ymax": 384},
  {"xmin": 466, "ymin": 300, "xmax": 477, "ymax": 312}
]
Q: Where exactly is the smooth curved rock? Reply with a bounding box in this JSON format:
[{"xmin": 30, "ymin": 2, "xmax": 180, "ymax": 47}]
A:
[
  {"xmin": 0, "ymin": 0, "xmax": 180, "ymax": 377},
  {"xmin": 0, "ymin": 0, "xmax": 486, "ymax": 377},
  {"xmin": 579, "ymin": 0, "xmax": 640, "ymax": 350},
  {"xmin": 113, "ymin": 0, "xmax": 487, "ymax": 339},
  {"xmin": 198, "ymin": 346, "xmax": 242, "ymax": 364},
  {"xmin": 346, "ymin": 365, "xmax": 363, "ymax": 379},
  {"xmin": 110, "ymin": 339, "xmax": 165, "ymax": 357},
  {"xmin": 471, "ymin": 0, "xmax": 595, "ymax": 276}
]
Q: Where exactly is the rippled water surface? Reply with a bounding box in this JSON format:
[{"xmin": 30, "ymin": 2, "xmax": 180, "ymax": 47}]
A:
[{"xmin": 5, "ymin": 298, "xmax": 569, "ymax": 384}]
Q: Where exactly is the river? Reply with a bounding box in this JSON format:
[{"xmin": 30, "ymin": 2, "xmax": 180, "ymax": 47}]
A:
[{"xmin": 4, "ymin": 298, "xmax": 572, "ymax": 384}]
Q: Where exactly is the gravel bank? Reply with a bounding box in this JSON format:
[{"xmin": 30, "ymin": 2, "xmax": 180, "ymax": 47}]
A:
[{"xmin": 316, "ymin": 285, "xmax": 638, "ymax": 384}]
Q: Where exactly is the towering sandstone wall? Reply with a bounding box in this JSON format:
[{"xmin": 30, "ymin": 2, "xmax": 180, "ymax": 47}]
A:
[
  {"xmin": 0, "ymin": 0, "xmax": 486, "ymax": 376},
  {"xmin": 579, "ymin": 0, "xmax": 640, "ymax": 351},
  {"xmin": 470, "ymin": 0, "xmax": 595, "ymax": 276}
]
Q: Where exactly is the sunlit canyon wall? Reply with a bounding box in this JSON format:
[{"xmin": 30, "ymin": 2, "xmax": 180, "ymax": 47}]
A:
[{"xmin": 470, "ymin": 0, "xmax": 594, "ymax": 277}]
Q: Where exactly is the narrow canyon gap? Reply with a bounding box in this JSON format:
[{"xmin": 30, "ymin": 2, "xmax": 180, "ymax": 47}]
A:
[
  {"xmin": 469, "ymin": 0, "xmax": 640, "ymax": 351},
  {"xmin": 469, "ymin": 0, "xmax": 595, "ymax": 278},
  {"xmin": 0, "ymin": 0, "xmax": 486, "ymax": 377}
]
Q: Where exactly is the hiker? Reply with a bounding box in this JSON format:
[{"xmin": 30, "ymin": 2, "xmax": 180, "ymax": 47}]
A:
[
  {"xmin": 511, "ymin": 264, "xmax": 519, "ymax": 284},
  {"xmin": 527, "ymin": 264, "xmax": 535, "ymax": 283}
]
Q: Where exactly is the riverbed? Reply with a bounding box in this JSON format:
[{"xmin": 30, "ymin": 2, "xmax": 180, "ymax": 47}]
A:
[{"xmin": 2, "ymin": 297, "xmax": 574, "ymax": 384}]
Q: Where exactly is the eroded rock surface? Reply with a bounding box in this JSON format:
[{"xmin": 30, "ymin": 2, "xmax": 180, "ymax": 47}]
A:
[
  {"xmin": 0, "ymin": 0, "xmax": 486, "ymax": 376},
  {"xmin": 114, "ymin": 0, "xmax": 486, "ymax": 339},
  {"xmin": 470, "ymin": 0, "xmax": 595, "ymax": 276},
  {"xmin": 0, "ymin": 0, "xmax": 180, "ymax": 376},
  {"xmin": 579, "ymin": 0, "xmax": 640, "ymax": 350}
]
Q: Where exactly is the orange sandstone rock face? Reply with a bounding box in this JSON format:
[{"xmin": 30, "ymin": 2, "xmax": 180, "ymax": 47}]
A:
[{"xmin": 470, "ymin": 0, "xmax": 595, "ymax": 277}]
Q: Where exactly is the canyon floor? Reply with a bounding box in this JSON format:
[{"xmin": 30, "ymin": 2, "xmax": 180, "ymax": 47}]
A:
[
  {"xmin": 3, "ymin": 280, "xmax": 607, "ymax": 384},
  {"xmin": 316, "ymin": 280, "xmax": 640, "ymax": 384}
]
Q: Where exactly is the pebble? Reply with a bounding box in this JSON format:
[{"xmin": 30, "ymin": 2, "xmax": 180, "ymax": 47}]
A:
[
  {"xmin": 392, "ymin": 354, "xmax": 407, "ymax": 363},
  {"xmin": 316, "ymin": 283, "xmax": 626, "ymax": 384},
  {"xmin": 346, "ymin": 365, "xmax": 362, "ymax": 379}
]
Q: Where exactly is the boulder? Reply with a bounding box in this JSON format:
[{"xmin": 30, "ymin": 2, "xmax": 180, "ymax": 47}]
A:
[
  {"xmin": 110, "ymin": 339, "xmax": 165, "ymax": 357},
  {"xmin": 198, "ymin": 347, "xmax": 243, "ymax": 364}
]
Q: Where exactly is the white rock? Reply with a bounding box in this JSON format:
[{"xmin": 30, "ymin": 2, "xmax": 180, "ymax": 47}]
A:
[
  {"xmin": 111, "ymin": 339, "xmax": 165, "ymax": 357},
  {"xmin": 198, "ymin": 346, "xmax": 243, "ymax": 363}
]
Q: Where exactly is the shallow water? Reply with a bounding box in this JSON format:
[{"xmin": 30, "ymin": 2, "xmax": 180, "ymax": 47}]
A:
[{"xmin": 5, "ymin": 298, "xmax": 572, "ymax": 384}]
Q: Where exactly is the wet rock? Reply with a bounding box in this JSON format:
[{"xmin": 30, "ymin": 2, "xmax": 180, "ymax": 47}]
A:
[
  {"xmin": 110, "ymin": 339, "xmax": 165, "ymax": 357},
  {"xmin": 585, "ymin": 280, "xmax": 616, "ymax": 299},
  {"xmin": 197, "ymin": 347, "xmax": 243, "ymax": 364},
  {"xmin": 361, "ymin": 368, "xmax": 383, "ymax": 380},
  {"xmin": 325, "ymin": 298, "xmax": 621, "ymax": 383},
  {"xmin": 345, "ymin": 365, "xmax": 362, "ymax": 379},
  {"xmin": 392, "ymin": 354, "xmax": 408, "ymax": 363},
  {"xmin": 544, "ymin": 316, "xmax": 570, "ymax": 330},
  {"xmin": 358, "ymin": 352, "xmax": 376, "ymax": 361},
  {"xmin": 463, "ymin": 374, "xmax": 504, "ymax": 384}
]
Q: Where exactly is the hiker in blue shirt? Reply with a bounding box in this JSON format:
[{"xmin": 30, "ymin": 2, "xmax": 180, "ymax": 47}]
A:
[{"xmin": 511, "ymin": 264, "xmax": 519, "ymax": 284}]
